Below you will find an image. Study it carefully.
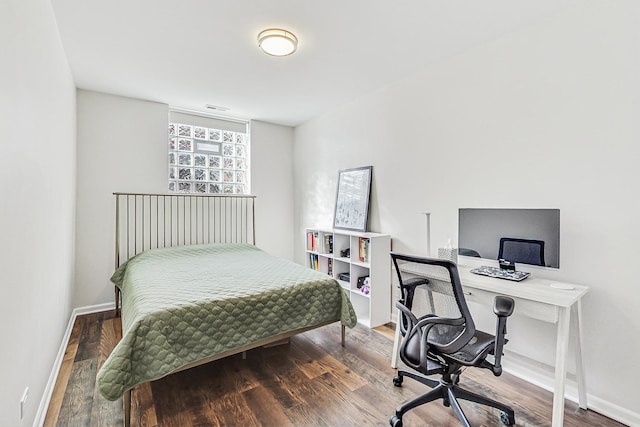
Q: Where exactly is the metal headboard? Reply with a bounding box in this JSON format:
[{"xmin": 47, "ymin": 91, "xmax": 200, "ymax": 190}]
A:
[{"xmin": 113, "ymin": 192, "xmax": 256, "ymax": 313}]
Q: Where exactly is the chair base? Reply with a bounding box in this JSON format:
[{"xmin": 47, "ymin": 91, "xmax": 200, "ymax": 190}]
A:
[{"xmin": 391, "ymin": 369, "xmax": 515, "ymax": 427}]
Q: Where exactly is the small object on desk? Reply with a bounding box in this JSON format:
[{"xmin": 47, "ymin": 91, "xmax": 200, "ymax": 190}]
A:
[
  {"xmin": 470, "ymin": 265, "xmax": 530, "ymax": 282},
  {"xmin": 498, "ymin": 258, "xmax": 516, "ymax": 271},
  {"xmin": 438, "ymin": 246, "xmax": 458, "ymax": 264}
]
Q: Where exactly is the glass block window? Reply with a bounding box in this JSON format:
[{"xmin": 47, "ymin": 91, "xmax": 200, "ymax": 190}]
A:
[{"xmin": 168, "ymin": 122, "xmax": 250, "ymax": 194}]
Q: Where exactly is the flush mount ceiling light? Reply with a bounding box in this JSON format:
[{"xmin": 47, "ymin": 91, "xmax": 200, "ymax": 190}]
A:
[{"xmin": 257, "ymin": 29, "xmax": 298, "ymax": 57}]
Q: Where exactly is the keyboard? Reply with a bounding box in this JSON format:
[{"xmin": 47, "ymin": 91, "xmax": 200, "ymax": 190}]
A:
[{"xmin": 470, "ymin": 266, "xmax": 530, "ymax": 282}]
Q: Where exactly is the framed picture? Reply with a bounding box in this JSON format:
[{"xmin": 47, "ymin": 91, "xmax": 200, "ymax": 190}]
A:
[{"xmin": 333, "ymin": 166, "xmax": 372, "ymax": 232}]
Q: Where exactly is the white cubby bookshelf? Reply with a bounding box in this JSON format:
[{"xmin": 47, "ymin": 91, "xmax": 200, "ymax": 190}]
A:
[{"xmin": 305, "ymin": 228, "xmax": 391, "ymax": 328}]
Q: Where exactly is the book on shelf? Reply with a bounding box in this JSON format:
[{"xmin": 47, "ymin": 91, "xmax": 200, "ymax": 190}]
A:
[
  {"xmin": 359, "ymin": 237, "xmax": 370, "ymax": 263},
  {"xmin": 306, "ymin": 231, "xmax": 319, "ymax": 252},
  {"xmin": 328, "ymin": 258, "xmax": 333, "ymax": 276},
  {"xmin": 324, "ymin": 234, "xmax": 333, "ymax": 254},
  {"xmin": 309, "ymin": 253, "xmax": 319, "ymax": 270}
]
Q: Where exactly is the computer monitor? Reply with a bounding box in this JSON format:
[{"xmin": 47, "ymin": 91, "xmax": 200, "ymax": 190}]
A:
[{"xmin": 458, "ymin": 208, "xmax": 560, "ymax": 268}]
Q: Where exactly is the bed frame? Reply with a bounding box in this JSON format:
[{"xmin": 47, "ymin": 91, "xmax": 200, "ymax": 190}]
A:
[
  {"xmin": 112, "ymin": 192, "xmax": 345, "ymax": 427},
  {"xmin": 113, "ymin": 192, "xmax": 256, "ymax": 315}
]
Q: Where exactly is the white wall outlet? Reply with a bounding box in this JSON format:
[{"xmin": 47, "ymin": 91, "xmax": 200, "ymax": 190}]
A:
[{"xmin": 20, "ymin": 387, "xmax": 28, "ymax": 420}]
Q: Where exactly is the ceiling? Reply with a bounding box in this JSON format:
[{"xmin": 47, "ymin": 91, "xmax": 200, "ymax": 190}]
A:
[{"xmin": 51, "ymin": 0, "xmax": 579, "ymax": 127}]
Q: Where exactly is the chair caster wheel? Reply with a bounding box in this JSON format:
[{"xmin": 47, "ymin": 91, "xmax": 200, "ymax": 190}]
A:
[
  {"xmin": 392, "ymin": 375, "xmax": 403, "ymax": 387},
  {"xmin": 390, "ymin": 415, "xmax": 403, "ymax": 427},
  {"xmin": 500, "ymin": 411, "xmax": 515, "ymax": 426}
]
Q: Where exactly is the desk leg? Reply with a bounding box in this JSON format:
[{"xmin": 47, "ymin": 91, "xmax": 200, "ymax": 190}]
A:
[
  {"xmin": 552, "ymin": 307, "xmax": 571, "ymax": 427},
  {"xmin": 573, "ymin": 300, "xmax": 588, "ymax": 409},
  {"xmin": 391, "ymin": 313, "xmax": 401, "ymax": 368}
]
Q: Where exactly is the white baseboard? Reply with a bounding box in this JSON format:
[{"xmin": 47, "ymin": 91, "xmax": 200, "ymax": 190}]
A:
[
  {"xmin": 33, "ymin": 302, "xmax": 115, "ymax": 427},
  {"xmin": 503, "ymin": 350, "xmax": 639, "ymax": 426},
  {"xmin": 73, "ymin": 301, "xmax": 115, "ymax": 317}
]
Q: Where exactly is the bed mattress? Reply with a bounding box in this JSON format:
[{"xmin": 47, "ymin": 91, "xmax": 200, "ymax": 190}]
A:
[{"xmin": 97, "ymin": 243, "xmax": 357, "ymax": 400}]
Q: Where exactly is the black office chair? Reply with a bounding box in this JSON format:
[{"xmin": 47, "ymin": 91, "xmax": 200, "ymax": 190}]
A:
[
  {"xmin": 498, "ymin": 237, "xmax": 545, "ymax": 266},
  {"xmin": 390, "ymin": 253, "xmax": 516, "ymax": 427}
]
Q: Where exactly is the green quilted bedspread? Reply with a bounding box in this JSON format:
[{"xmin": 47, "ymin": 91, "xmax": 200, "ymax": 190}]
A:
[{"xmin": 97, "ymin": 243, "xmax": 357, "ymax": 400}]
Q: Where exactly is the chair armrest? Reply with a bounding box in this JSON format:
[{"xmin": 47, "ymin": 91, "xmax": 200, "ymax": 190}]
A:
[
  {"xmin": 395, "ymin": 300, "xmax": 419, "ymax": 332},
  {"xmin": 491, "ymin": 296, "xmax": 515, "ymax": 376},
  {"xmin": 494, "ymin": 296, "xmax": 515, "ymax": 317},
  {"xmin": 396, "ymin": 278, "xmax": 429, "ymax": 334}
]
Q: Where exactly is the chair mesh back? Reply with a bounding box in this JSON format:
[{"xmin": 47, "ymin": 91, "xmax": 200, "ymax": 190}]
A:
[{"xmin": 394, "ymin": 257, "xmax": 470, "ymax": 349}]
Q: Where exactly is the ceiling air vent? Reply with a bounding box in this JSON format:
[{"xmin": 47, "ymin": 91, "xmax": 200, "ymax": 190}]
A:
[{"xmin": 205, "ymin": 104, "xmax": 230, "ymax": 112}]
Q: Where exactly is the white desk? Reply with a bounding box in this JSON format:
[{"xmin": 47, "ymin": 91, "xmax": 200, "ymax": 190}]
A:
[{"xmin": 391, "ymin": 265, "xmax": 589, "ymax": 427}]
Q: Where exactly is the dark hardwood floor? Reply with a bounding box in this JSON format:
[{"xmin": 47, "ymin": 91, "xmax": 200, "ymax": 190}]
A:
[{"xmin": 45, "ymin": 311, "xmax": 622, "ymax": 427}]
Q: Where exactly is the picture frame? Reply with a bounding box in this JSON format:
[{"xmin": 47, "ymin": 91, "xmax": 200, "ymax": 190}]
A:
[{"xmin": 333, "ymin": 166, "xmax": 372, "ymax": 232}]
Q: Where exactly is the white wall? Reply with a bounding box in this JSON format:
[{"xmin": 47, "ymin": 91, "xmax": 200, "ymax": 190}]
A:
[
  {"xmin": 0, "ymin": 0, "xmax": 76, "ymax": 425},
  {"xmin": 250, "ymin": 120, "xmax": 295, "ymax": 260},
  {"xmin": 293, "ymin": 1, "xmax": 640, "ymax": 423},
  {"xmin": 75, "ymin": 90, "xmax": 168, "ymax": 307},
  {"xmin": 75, "ymin": 94, "xmax": 296, "ymax": 307}
]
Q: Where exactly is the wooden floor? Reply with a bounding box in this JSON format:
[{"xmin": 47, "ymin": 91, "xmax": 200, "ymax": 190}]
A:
[{"xmin": 45, "ymin": 311, "xmax": 622, "ymax": 427}]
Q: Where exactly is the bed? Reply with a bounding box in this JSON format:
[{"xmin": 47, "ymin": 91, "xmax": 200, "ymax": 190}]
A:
[{"xmin": 97, "ymin": 193, "xmax": 357, "ymax": 426}]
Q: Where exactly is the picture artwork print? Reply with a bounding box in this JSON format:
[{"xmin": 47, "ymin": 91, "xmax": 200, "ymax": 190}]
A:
[{"xmin": 333, "ymin": 166, "xmax": 372, "ymax": 232}]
